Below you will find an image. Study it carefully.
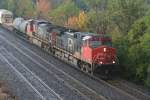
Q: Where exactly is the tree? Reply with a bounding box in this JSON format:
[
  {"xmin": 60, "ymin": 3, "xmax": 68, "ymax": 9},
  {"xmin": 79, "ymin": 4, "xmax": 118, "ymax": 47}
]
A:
[
  {"xmin": 86, "ymin": 10, "xmax": 111, "ymax": 33},
  {"xmin": 108, "ymin": 0, "xmax": 147, "ymax": 34},
  {"xmin": 6, "ymin": 0, "xmax": 35, "ymax": 17},
  {"xmin": 82, "ymin": 0, "xmax": 107, "ymax": 11},
  {"xmin": 128, "ymin": 19, "xmax": 147, "ymax": 44},
  {"xmin": 65, "ymin": 16, "xmax": 78, "ymax": 29},
  {"xmin": 79, "ymin": 0, "xmax": 110, "ymax": 33},
  {"xmin": 146, "ymin": 65, "xmax": 150, "ymax": 87},
  {"xmin": 118, "ymin": 15, "xmax": 150, "ymax": 84},
  {"xmin": 7, "ymin": 0, "xmax": 18, "ymax": 16},
  {"xmin": 77, "ymin": 11, "xmax": 87, "ymax": 31},
  {"xmin": 65, "ymin": 11, "xmax": 87, "ymax": 31},
  {"xmin": 0, "ymin": 0, "xmax": 8, "ymax": 9},
  {"xmin": 49, "ymin": 0, "xmax": 79, "ymax": 25},
  {"xmin": 36, "ymin": 0, "xmax": 51, "ymax": 18}
]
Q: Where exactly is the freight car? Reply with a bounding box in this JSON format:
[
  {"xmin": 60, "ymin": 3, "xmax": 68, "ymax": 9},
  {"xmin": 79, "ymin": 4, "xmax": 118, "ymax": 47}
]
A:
[
  {"xmin": 11, "ymin": 17, "xmax": 118, "ymax": 78},
  {"xmin": 0, "ymin": 9, "xmax": 13, "ymax": 25}
]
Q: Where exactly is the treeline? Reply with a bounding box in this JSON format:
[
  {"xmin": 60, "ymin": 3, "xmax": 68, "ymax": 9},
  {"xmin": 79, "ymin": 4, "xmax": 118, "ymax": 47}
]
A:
[{"xmin": 0, "ymin": 0, "xmax": 150, "ymax": 87}]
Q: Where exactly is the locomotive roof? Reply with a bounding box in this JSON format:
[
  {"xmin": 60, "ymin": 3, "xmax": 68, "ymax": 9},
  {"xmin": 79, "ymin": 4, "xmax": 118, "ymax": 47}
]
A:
[
  {"xmin": 34, "ymin": 19, "xmax": 52, "ymax": 25},
  {"xmin": 81, "ymin": 32, "xmax": 109, "ymax": 36},
  {"xmin": 74, "ymin": 32, "xmax": 100, "ymax": 36},
  {"xmin": 38, "ymin": 23, "xmax": 52, "ymax": 31}
]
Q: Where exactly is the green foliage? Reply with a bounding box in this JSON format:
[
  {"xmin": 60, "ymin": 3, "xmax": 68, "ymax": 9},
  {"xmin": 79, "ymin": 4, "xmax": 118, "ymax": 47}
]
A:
[
  {"xmin": 108, "ymin": 0, "xmax": 147, "ymax": 34},
  {"xmin": 146, "ymin": 65, "xmax": 150, "ymax": 87},
  {"xmin": 108, "ymin": 0, "xmax": 150, "ymax": 87},
  {"xmin": 0, "ymin": 0, "xmax": 8, "ymax": 9},
  {"xmin": 15, "ymin": 0, "xmax": 36, "ymax": 17},
  {"xmin": 0, "ymin": 0, "xmax": 36, "ymax": 17},
  {"xmin": 86, "ymin": 10, "xmax": 111, "ymax": 33},
  {"xmin": 49, "ymin": 0, "xmax": 79, "ymax": 25},
  {"xmin": 82, "ymin": 0, "xmax": 105, "ymax": 10},
  {"xmin": 128, "ymin": 19, "xmax": 147, "ymax": 44},
  {"xmin": 140, "ymin": 33, "xmax": 150, "ymax": 50},
  {"xmin": 128, "ymin": 45, "xmax": 146, "ymax": 81},
  {"xmin": 116, "ymin": 16, "xmax": 150, "ymax": 85},
  {"xmin": 113, "ymin": 36, "xmax": 129, "ymax": 74},
  {"xmin": 7, "ymin": 0, "xmax": 18, "ymax": 16}
]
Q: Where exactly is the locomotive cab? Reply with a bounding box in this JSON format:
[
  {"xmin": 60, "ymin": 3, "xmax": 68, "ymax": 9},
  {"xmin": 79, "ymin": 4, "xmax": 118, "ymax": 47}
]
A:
[{"xmin": 80, "ymin": 33, "xmax": 118, "ymax": 77}]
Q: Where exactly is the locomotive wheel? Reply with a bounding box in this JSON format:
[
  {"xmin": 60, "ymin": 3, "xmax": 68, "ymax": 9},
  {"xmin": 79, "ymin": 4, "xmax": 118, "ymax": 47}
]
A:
[
  {"xmin": 61, "ymin": 53, "xmax": 64, "ymax": 59},
  {"xmin": 29, "ymin": 37, "xmax": 33, "ymax": 43},
  {"xmin": 86, "ymin": 64, "xmax": 92, "ymax": 74},
  {"xmin": 42, "ymin": 44, "xmax": 48, "ymax": 52},
  {"xmin": 81, "ymin": 63, "xmax": 92, "ymax": 74},
  {"xmin": 81, "ymin": 64, "xmax": 86, "ymax": 72},
  {"xmin": 77, "ymin": 60, "xmax": 82, "ymax": 69}
]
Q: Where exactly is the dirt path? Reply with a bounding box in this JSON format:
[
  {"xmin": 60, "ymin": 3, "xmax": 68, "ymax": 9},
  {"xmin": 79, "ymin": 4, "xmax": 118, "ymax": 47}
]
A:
[{"xmin": 0, "ymin": 82, "xmax": 16, "ymax": 100}]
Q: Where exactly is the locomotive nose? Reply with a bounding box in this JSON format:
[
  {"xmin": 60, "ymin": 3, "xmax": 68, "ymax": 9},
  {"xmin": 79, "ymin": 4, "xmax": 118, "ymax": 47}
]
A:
[
  {"xmin": 92, "ymin": 46, "xmax": 118, "ymax": 78},
  {"xmin": 92, "ymin": 46, "xmax": 116, "ymax": 65}
]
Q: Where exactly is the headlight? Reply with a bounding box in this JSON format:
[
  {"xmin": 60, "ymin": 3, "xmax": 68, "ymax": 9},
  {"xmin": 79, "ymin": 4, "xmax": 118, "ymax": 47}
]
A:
[
  {"xmin": 104, "ymin": 48, "xmax": 106, "ymax": 52},
  {"xmin": 113, "ymin": 61, "xmax": 115, "ymax": 64}
]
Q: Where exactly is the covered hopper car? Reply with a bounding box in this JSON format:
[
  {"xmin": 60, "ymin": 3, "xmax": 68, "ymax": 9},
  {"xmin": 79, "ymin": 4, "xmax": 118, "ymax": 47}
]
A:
[{"xmin": 0, "ymin": 9, "xmax": 13, "ymax": 25}]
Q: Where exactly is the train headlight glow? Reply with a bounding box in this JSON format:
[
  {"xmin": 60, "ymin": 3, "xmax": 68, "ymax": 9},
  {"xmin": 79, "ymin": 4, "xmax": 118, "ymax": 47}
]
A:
[
  {"xmin": 104, "ymin": 48, "xmax": 106, "ymax": 52},
  {"xmin": 100, "ymin": 62, "xmax": 103, "ymax": 64},
  {"xmin": 113, "ymin": 61, "xmax": 115, "ymax": 64}
]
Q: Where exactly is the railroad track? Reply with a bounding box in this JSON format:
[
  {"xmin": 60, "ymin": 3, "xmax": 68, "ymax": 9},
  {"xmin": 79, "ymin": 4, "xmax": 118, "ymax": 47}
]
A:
[
  {"xmin": 0, "ymin": 48, "xmax": 62, "ymax": 100},
  {"xmin": 107, "ymin": 79, "xmax": 150, "ymax": 100},
  {"xmin": 0, "ymin": 45, "xmax": 95, "ymax": 100},
  {"xmin": 0, "ymin": 26, "xmax": 149, "ymax": 100}
]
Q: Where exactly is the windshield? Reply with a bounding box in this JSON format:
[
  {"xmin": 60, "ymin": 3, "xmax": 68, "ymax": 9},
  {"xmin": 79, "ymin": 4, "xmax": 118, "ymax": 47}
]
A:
[
  {"xmin": 89, "ymin": 36, "xmax": 112, "ymax": 48},
  {"xmin": 90, "ymin": 41, "xmax": 101, "ymax": 48}
]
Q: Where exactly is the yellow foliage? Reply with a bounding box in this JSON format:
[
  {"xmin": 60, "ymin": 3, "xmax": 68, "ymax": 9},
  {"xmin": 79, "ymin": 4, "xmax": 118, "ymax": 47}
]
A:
[
  {"xmin": 77, "ymin": 11, "xmax": 87, "ymax": 30},
  {"xmin": 65, "ymin": 11, "xmax": 87, "ymax": 31},
  {"xmin": 65, "ymin": 16, "xmax": 78, "ymax": 29}
]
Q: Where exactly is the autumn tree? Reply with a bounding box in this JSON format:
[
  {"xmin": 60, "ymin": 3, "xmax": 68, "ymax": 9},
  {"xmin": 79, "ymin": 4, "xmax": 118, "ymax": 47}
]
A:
[
  {"xmin": 65, "ymin": 11, "xmax": 87, "ymax": 31},
  {"xmin": 36, "ymin": 0, "xmax": 51, "ymax": 19},
  {"xmin": 86, "ymin": 10, "xmax": 111, "ymax": 33},
  {"xmin": 65, "ymin": 16, "xmax": 78, "ymax": 29},
  {"xmin": 9, "ymin": 0, "xmax": 36, "ymax": 18},
  {"xmin": 49, "ymin": 0, "xmax": 79, "ymax": 25},
  {"xmin": 77, "ymin": 11, "xmax": 87, "ymax": 31},
  {"xmin": 77, "ymin": 0, "xmax": 111, "ymax": 33}
]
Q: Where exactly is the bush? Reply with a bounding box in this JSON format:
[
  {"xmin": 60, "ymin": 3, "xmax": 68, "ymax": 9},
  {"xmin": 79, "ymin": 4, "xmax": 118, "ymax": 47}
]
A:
[{"xmin": 145, "ymin": 65, "xmax": 150, "ymax": 87}]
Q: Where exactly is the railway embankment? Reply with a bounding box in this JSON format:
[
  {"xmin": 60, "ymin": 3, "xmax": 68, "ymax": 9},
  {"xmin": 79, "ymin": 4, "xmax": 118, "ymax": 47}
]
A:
[{"xmin": 0, "ymin": 82, "xmax": 16, "ymax": 100}]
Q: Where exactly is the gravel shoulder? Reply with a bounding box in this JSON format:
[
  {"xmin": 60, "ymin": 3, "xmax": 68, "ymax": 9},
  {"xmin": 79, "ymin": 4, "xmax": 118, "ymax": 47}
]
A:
[{"xmin": 0, "ymin": 81, "xmax": 16, "ymax": 100}]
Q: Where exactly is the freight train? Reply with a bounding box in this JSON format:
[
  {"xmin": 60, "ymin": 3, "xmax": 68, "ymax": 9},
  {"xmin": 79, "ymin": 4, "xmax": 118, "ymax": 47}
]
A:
[{"xmin": 0, "ymin": 9, "xmax": 119, "ymax": 78}]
